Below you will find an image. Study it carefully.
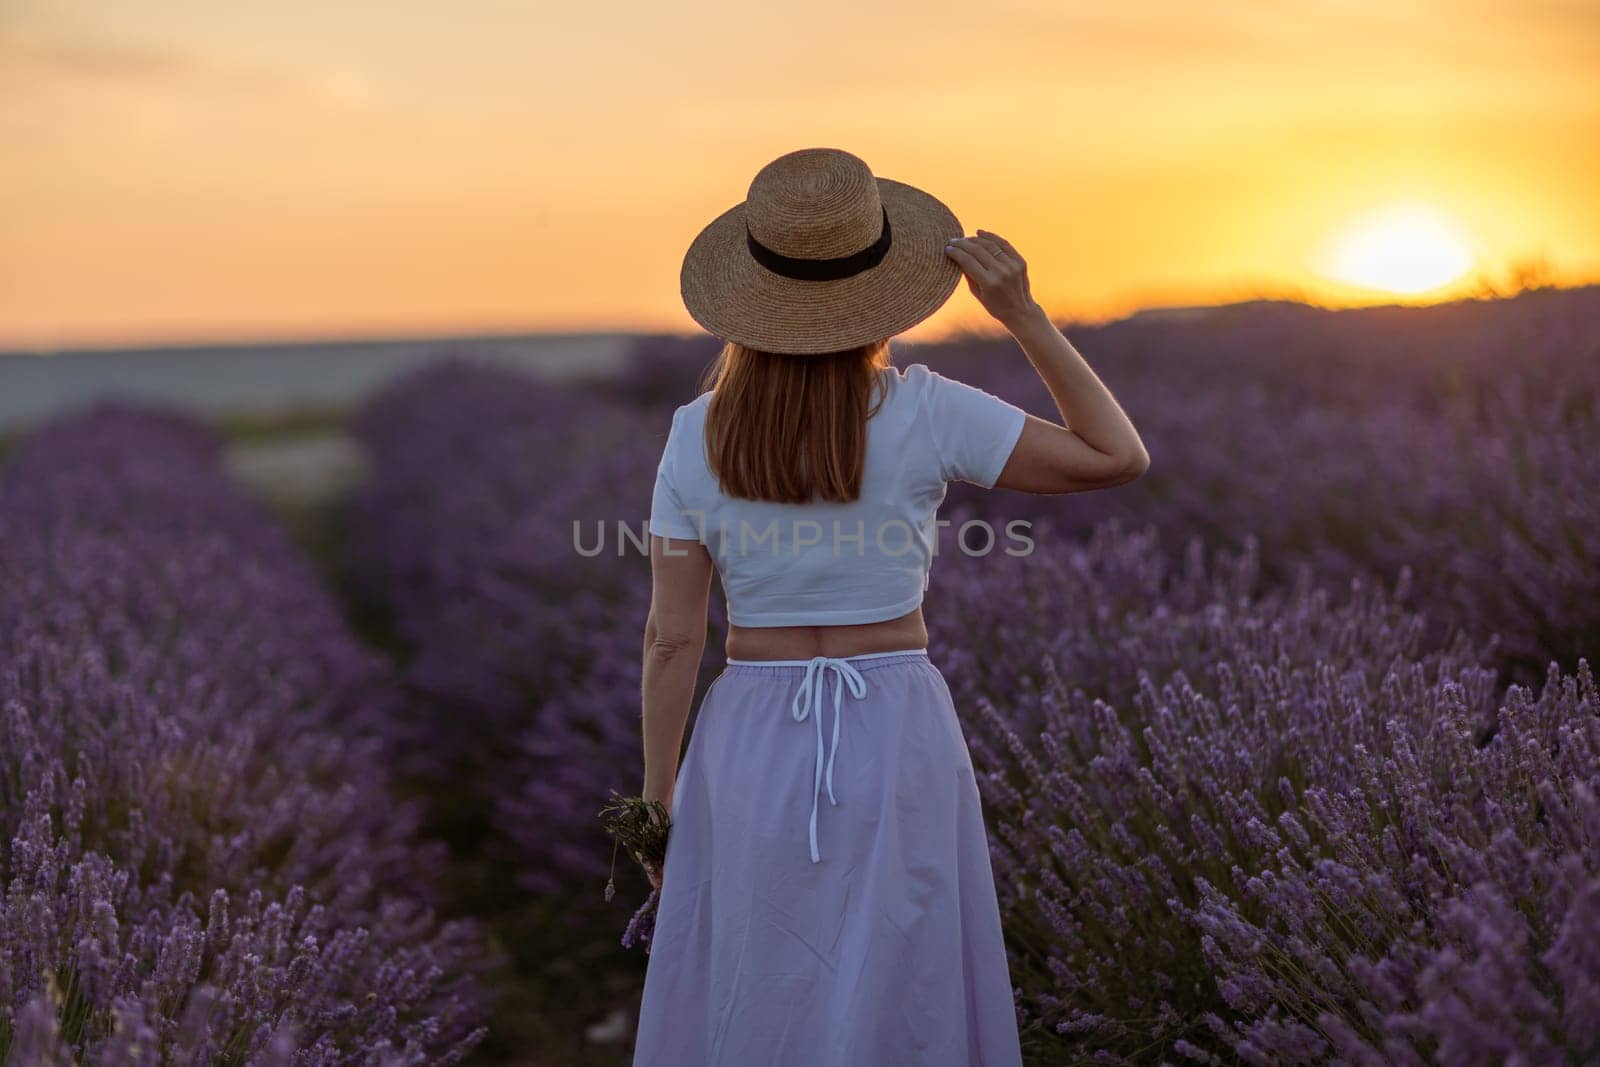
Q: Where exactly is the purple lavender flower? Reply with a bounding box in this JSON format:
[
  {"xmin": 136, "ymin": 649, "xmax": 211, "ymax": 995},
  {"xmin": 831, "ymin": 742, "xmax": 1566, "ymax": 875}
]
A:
[
  {"xmin": 927, "ymin": 514, "xmax": 1598, "ymax": 1063},
  {"xmin": 0, "ymin": 404, "xmax": 493, "ymax": 1062}
]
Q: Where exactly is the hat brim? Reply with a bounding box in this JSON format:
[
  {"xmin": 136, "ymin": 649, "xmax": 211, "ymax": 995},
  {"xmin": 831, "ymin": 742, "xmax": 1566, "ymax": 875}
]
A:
[{"xmin": 679, "ymin": 177, "xmax": 963, "ymax": 355}]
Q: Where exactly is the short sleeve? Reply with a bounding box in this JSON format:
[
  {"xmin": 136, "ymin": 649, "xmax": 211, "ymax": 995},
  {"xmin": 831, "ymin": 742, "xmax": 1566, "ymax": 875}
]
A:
[
  {"xmin": 648, "ymin": 405, "xmax": 704, "ymax": 541},
  {"xmin": 913, "ymin": 365, "xmax": 1029, "ymax": 487}
]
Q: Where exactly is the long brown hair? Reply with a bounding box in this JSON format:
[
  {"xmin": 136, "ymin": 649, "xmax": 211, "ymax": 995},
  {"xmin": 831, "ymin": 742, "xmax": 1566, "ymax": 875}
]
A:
[{"xmin": 700, "ymin": 339, "xmax": 891, "ymax": 504}]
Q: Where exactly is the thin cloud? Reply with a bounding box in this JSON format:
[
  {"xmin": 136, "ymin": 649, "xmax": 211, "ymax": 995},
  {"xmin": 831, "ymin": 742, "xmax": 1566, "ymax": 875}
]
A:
[{"xmin": 0, "ymin": 29, "xmax": 375, "ymax": 109}]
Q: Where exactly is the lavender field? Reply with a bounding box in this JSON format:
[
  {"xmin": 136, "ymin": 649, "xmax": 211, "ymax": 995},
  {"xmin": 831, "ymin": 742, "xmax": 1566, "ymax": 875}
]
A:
[{"xmin": 3, "ymin": 286, "xmax": 1597, "ymax": 1065}]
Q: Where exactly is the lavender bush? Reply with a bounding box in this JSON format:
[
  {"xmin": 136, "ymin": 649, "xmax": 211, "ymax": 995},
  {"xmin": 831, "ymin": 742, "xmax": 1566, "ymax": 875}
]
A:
[
  {"xmin": 0, "ymin": 406, "xmax": 491, "ymax": 1063},
  {"xmin": 925, "ymin": 517, "xmax": 1597, "ymax": 1063},
  {"xmin": 924, "ymin": 287, "xmax": 1600, "ymax": 685},
  {"xmin": 346, "ymin": 361, "xmax": 654, "ymax": 764}
]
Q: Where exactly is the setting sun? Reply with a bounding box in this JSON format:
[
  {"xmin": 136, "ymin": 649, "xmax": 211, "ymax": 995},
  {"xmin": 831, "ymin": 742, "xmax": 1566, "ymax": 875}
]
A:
[{"xmin": 1318, "ymin": 204, "xmax": 1479, "ymax": 296}]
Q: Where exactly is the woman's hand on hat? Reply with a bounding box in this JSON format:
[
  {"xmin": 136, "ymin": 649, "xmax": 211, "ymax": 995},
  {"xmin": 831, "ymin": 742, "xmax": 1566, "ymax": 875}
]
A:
[{"xmin": 944, "ymin": 230, "xmax": 1043, "ymax": 331}]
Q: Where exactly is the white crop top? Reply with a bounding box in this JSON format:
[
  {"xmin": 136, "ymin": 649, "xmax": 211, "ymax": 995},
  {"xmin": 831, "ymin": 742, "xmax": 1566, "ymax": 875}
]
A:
[{"xmin": 648, "ymin": 362, "xmax": 1028, "ymax": 627}]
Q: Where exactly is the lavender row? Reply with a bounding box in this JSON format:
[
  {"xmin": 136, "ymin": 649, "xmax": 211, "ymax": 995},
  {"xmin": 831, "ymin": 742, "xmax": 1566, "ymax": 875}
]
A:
[
  {"xmin": 0, "ymin": 406, "xmax": 492, "ymax": 1063},
  {"xmin": 344, "ymin": 359, "xmax": 727, "ymax": 929},
  {"xmin": 927, "ymin": 517, "xmax": 1598, "ymax": 1062},
  {"xmin": 943, "ymin": 287, "xmax": 1600, "ymax": 684}
]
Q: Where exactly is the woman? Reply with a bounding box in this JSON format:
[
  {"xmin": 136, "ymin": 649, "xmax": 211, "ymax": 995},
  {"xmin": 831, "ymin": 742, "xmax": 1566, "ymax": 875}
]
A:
[{"xmin": 632, "ymin": 148, "xmax": 1148, "ymax": 1066}]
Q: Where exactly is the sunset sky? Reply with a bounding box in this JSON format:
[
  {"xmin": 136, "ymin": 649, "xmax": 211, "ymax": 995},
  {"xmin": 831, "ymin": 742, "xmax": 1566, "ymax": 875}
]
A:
[{"xmin": 2, "ymin": 0, "xmax": 1597, "ymax": 350}]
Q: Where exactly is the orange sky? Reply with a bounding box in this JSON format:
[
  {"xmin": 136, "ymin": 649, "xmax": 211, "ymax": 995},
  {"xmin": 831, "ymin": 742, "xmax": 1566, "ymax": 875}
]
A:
[{"xmin": 2, "ymin": 0, "xmax": 1598, "ymax": 350}]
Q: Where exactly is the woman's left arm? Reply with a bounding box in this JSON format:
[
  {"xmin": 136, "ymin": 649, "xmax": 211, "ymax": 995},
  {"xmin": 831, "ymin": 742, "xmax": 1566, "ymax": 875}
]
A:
[{"xmin": 640, "ymin": 534, "xmax": 715, "ymax": 815}]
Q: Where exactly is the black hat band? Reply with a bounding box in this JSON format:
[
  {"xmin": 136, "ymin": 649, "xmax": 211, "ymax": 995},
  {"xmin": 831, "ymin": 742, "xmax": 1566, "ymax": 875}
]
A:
[{"xmin": 745, "ymin": 206, "xmax": 892, "ymax": 281}]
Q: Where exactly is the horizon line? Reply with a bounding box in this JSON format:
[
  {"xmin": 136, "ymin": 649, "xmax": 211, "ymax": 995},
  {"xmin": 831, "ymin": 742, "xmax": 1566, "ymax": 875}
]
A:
[{"xmin": 2, "ymin": 282, "xmax": 1591, "ymax": 360}]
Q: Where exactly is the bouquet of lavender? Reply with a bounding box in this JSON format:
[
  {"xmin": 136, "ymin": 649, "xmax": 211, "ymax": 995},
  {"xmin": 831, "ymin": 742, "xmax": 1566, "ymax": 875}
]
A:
[{"xmin": 599, "ymin": 790, "xmax": 673, "ymax": 953}]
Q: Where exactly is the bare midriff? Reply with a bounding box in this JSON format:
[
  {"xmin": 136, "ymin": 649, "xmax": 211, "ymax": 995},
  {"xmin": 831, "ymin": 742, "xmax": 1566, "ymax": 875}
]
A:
[{"xmin": 724, "ymin": 606, "xmax": 929, "ymax": 661}]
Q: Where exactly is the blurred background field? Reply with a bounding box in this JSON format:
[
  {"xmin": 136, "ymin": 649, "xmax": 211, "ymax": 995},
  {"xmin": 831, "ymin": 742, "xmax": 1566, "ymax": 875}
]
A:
[{"xmin": 3, "ymin": 285, "xmax": 1597, "ymax": 1064}]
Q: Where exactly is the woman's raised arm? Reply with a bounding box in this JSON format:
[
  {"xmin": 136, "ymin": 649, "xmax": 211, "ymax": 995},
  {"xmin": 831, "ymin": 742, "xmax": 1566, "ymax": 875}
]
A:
[{"xmin": 945, "ymin": 230, "xmax": 1150, "ymax": 494}]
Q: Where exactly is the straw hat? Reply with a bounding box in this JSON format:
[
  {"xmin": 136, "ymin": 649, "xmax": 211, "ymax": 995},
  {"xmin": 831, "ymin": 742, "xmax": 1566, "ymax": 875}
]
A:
[{"xmin": 679, "ymin": 147, "xmax": 964, "ymax": 355}]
